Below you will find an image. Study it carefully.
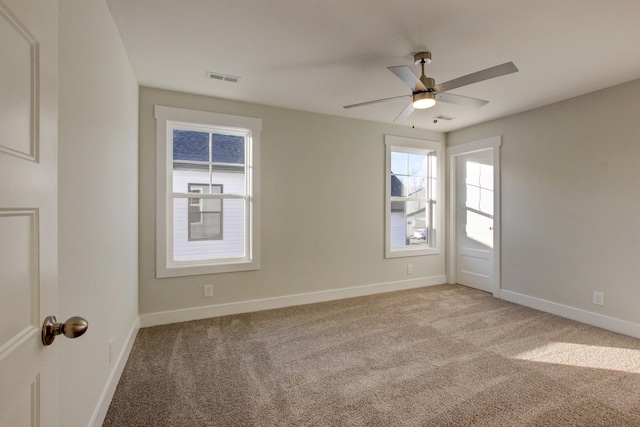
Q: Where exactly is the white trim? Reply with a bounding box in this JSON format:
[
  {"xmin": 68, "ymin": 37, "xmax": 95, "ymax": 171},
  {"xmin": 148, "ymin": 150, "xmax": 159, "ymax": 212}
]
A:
[
  {"xmin": 500, "ymin": 290, "xmax": 640, "ymax": 340},
  {"xmin": 154, "ymin": 105, "xmax": 262, "ymax": 131},
  {"xmin": 154, "ymin": 105, "xmax": 262, "ymax": 278},
  {"xmin": 447, "ymin": 136, "xmax": 502, "ymax": 296},
  {"xmin": 139, "ymin": 276, "xmax": 447, "ymax": 328},
  {"xmin": 447, "ymin": 136, "xmax": 501, "ymax": 156},
  {"xmin": 384, "ymin": 135, "xmax": 444, "ymax": 258},
  {"xmin": 89, "ymin": 317, "xmax": 140, "ymax": 427}
]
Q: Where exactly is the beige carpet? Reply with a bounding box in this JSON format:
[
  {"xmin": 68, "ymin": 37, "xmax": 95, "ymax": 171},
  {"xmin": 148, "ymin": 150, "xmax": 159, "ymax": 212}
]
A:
[{"xmin": 103, "ymin": 284, "xmax": 640, "ymax": 426}]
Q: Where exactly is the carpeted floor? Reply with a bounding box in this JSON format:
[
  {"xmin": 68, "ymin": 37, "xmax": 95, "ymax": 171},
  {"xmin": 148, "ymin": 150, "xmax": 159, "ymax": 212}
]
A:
[{"xmin": 103, "ymin": 284, "xmax": 640, "ymax": 426}]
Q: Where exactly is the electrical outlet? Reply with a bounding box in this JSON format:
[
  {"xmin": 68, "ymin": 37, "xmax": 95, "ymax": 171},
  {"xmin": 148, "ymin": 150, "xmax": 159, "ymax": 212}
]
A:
[
  {"xmin": 407, "ymin": 264, "xmax": 413, "ymax": 274},
  {"xmin": 593, "ymin": 291, "xmax": 604, "ymax": 306},
  {"xmin": 109, "ymin": 338, "xmax": 114, "ymax": 364},
  {"xmin": 204, "ymin": 284, "xmax": 214, "ymax": 298}
]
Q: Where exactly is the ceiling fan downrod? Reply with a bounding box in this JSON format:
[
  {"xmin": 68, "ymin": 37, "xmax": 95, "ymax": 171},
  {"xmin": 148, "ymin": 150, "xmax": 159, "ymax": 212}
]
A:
[{"xmin": 414, "ymin": 52, "xmax": 435, "ymax": 93}]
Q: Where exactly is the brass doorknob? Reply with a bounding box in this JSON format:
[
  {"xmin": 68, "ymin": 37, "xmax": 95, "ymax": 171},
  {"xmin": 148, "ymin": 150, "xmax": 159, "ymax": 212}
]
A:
[{"xmin": 41, "ymin": 315, "xmax": 88, "ymax": 346}]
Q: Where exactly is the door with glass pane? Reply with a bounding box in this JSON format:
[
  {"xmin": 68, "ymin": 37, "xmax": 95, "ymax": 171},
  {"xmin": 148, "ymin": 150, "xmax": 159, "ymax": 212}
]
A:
[{"xmin": 455, "ymin": 149, "xmax": 494, "ymax": 292}]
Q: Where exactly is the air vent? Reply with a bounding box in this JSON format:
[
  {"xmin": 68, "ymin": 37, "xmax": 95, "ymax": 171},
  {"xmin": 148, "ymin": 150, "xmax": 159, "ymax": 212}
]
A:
[
  {"xmin": 433, "ymin": 114, "xmax": 455, "ymax": 121},
  {"xmin": 206, "ymin": 71, "xmax": 241, "ymax": 83}
]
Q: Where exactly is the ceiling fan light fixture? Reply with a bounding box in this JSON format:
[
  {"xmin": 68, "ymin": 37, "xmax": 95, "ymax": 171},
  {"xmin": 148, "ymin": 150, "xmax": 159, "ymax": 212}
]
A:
[{"xmin": 413, "ymin": 92, "xmax": 436, "ymax": 109}]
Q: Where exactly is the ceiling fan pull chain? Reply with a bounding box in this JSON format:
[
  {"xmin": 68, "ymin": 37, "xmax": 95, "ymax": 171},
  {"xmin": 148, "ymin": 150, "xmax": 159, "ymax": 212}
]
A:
[{"xmin": 433, "ymin": 103, "xmax": 438, "ymax": 124}]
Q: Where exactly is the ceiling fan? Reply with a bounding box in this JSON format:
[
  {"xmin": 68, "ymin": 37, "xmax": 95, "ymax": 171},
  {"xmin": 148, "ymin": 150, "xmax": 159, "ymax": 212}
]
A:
[{"xmin": 343, "ymin": 52, "xmax": 518, "ymax": 123}]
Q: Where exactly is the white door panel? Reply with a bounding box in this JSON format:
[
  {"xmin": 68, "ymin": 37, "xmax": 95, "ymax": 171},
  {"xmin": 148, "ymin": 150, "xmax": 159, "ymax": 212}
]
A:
[
  {"xmin": 456, "ymin": 150, "xmax": 494, "ymax": 292},
  {"xmin": 0, "ymin": 0, "xmax": 58, "ymax": 426}
]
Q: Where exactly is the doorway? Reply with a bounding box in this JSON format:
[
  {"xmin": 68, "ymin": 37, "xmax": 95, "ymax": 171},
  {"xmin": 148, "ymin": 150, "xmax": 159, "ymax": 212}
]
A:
[{"xmin": 448, "ymin": 137, "xmax": 501, "ymax": 296}]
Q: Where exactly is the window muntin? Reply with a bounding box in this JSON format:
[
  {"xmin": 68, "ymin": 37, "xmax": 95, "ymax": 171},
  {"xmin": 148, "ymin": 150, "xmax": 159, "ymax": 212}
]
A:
[
  {"xmin": 385, "ymin": 135, "xmax": 441, "ymax": 258},
  {"xmin": 155, "ymin": 105, "xmax": 261, "ymax": 277}
]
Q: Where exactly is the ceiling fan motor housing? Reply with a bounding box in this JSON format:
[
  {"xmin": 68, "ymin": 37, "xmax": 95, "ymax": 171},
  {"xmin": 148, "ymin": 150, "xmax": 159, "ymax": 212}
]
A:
[{"xmin": 419, "ymin": 76, "xmax": 435, "ymax": 91}]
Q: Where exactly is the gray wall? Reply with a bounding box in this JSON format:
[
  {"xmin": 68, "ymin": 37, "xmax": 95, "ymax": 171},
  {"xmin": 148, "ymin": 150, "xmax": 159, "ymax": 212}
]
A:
[
  {"xmin": 448, "ymin": 78, "xmax": 640, "ymax": 325},
  {"xmin": 59, "ymin": 1, "xmax": 139, "ymax": 425},
  {"xmin": 139, "ymin": 87, "xmax": 446, "ymax": 316}
]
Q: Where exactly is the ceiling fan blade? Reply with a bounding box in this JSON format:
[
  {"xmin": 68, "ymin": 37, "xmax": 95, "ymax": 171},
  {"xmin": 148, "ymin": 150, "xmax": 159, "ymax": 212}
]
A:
[
  {"xmin": 393, "ymin": 102, "xmax": 414, "ymax": 123},
  {"xmin": 388, "ymin": 66, "xmax": 427, "ymax": 91},
  {"xmin": 434, "ymin": 62, "xmax": 518, "ymax": 93},
  {"xmin": 436, "ymin": 92, "xmax": 489, "ymax": 109},
  {"xmin": 343, "ymin": 94, "xmax": 411, "ymax": 109}
]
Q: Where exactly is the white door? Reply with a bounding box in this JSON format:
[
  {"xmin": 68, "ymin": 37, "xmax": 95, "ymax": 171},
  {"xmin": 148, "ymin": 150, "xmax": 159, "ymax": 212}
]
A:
[
  {"xmin": 0, "ymin": 0, "xmax": 59, "ymax": 426},
  {"xmin": 455, "ymin": 149, "xmax": 494, "ymax": 292}
]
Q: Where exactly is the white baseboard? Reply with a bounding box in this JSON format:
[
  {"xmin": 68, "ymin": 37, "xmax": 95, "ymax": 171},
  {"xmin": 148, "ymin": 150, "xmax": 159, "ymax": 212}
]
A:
[
  {"xmin": 499, "ymin": 289, "xmax": 640, "ymax": 340},
  {"xmin": 140, "ymin": 275, "xmax": 447, "ymax": 328},
  {"xmin": 89, "ymin": 317, "xmax": 140, "ymax": 427}
]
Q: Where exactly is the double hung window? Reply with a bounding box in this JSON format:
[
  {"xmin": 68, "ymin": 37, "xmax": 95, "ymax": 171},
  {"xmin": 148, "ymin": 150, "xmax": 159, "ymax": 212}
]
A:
[
  {"xmin": 385, "ymin": 135, "xmax": 442, "ymax": 258},
  {"xmin": 155, "ymin": 106, "xmax": 261, "ymax": 277}
]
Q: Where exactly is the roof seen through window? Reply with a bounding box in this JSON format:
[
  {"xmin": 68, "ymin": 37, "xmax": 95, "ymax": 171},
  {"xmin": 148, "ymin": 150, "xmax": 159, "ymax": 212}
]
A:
[{"xmin": 173, "ymin": 130, "xmax": 244, "ymax": 164}]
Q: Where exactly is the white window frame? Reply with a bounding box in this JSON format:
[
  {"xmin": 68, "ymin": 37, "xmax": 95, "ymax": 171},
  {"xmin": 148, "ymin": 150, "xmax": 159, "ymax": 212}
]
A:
[
  {"xmin": 155, "ymin": 105, "xmax": 261, "ymax": 277},
  {"xmin": 385, "ymin": 135, "xmax": 443, "ymax": 258}
]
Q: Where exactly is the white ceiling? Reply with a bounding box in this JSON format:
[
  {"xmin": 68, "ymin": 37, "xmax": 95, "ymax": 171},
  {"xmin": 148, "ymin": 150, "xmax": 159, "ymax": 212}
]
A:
[{"xmin": 106, "ymin": 0, "xmax": 640, "ymax": 132}]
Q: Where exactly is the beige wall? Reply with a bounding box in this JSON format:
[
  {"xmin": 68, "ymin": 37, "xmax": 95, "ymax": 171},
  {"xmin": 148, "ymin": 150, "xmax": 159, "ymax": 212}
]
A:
[
  {"xmin": 59, "ymin": 1, "xmax": 139, "ymax": 425},
  {"xmin": 139, "ymin": 87, "xmax": 446, "ymax": 316},
  {"xmin": 448, "ymin": 78, "xmax": 640, "ymax": 325}
]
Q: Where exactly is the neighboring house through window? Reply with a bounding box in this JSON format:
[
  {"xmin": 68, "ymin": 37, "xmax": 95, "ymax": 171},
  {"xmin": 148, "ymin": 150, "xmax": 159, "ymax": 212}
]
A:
[{"xmin": 155, "ymin": 106, "xmax": 261, "ymax": 277}]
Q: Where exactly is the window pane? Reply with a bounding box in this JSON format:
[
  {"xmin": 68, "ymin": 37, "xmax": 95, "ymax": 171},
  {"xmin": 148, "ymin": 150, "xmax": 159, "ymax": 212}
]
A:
[
  {"xmin": 408, "ymin": 153, "xmax": 427, "ymax": 177},
  {"xmin": 391, "ymin": 173, "xmax": 427, "ymax": 197},
  {"xmin": 190, "ymin": 212, "xmax": 222, "ymax": 240},
  {"xmin": 390, "ymin": 152, "xmax": 408, "ymax": 175},
  {"xmin": 480, "ymin": 164, "xmax": 493, "ymax": 190},
  {"xmin": 407, "ymin": 175, "xmax": 426, "ymax": 197},
  {"xmin": 174, "ymin": 170, "xmax": 209, "ymax": 193},
  {"xmin": 391, "ymin": 174, "xmax": 407, "ymax": 197},
  {"xmin": 203, "ymin": 197, "xmax": 221, "ymax": 212},
  {"xmin": 466, "ymin": 184, "xmax": 480, "ymax": 211},
  {"xmin": 391, "ymin": 150, "xmax": 431, "ymax": 198},
  {"xmin": 390, "ymin": 200, "xmax": 429, "ymax": 248},
  {"xmin": 466, "ymin": 161, "xmax": 481, "ymax": 186},
  {"xmin": 212, "ymin": 133, "xmax": 244, "ymax": 164},
  {"xmin": 173, "ymin": 197, "xmax": 245, "ymax": 261},
  {"xmin": 173, "ymin": 130, "xmax": 209, "ymax": 162},
  {"xmin": 480, "ymin": 188, "xmax": 493, "ymax": 215}
]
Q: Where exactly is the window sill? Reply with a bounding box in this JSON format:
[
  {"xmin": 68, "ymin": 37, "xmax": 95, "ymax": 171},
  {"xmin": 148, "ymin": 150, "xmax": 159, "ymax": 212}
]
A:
[
  {"xmin": 385, "ymin": 247, "xmax": 439, "ymax": 259},
  {"xmin": 157, "ymin": 259, "xmax": 260, "ymax": 278}
]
